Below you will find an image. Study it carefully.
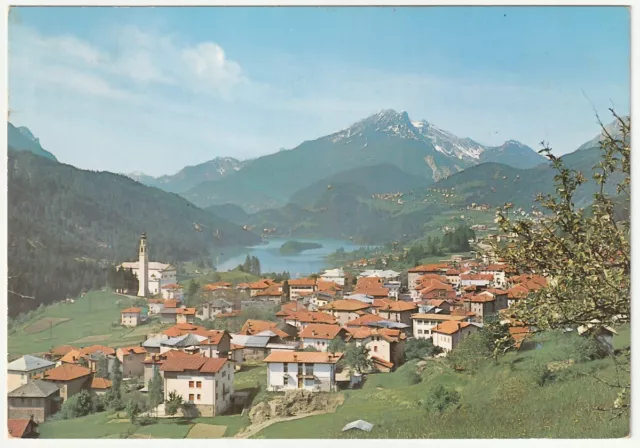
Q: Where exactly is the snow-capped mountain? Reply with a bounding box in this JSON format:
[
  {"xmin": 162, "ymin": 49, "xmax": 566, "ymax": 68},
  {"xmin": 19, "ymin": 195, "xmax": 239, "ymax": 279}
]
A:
[{"xmin": 126, "ymin": 156, "xmax": 248, "ymax": 194}]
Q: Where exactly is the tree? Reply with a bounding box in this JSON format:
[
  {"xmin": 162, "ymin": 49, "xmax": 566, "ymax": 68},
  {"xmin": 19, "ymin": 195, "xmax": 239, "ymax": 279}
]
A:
[
  {"xmin": 58, "ymin": 389, "xmax": 95, "ymax": 419},
  {"xmin": 187, "ymin": 279, "xmax": 199, "ymax": 298},
  {"xmin": 405, "ymin": 338, "xmax": 443, "ymax": 361},
  {"xmin": 95, "ymin": 355, "xmax": 109, "ymax": 379},
  {"xmin": 126, "ymin": 400, "xmax": 141, "ymax": 424},
  {"xmin": 111, "ymin": 356, "xmax": 123, "ymax": 400},
  {"xmin": 344, "ymin": 343, "xmax": 373, "ymax": 373},
  {"xmin": 165, "ymin": 390, "xmax": 184, "ymax": 417},
  {"xmin": 242, "ymin": 255, "xmax": 252, "ymax": 273},
  {"xmin": 303, "ymin": 345, "xmax": 319, "ymax": 352},
  {"xmin": 328, "ymin": 338, "xmax": 347, "ymax": 354},
  {"xmin": 493, "ymin": 111, "xmax": 630, "ymax": 414},
  {"xmin": 493, "ymin": 111, "xmax": 629, "ymax": 332},
  {"xmin": 147, "ymin": 368, "xmax": 164, "ymax": 418}
]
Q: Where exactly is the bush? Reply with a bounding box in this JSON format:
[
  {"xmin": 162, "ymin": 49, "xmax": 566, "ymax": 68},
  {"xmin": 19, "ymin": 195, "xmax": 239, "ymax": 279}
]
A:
[
  {"xmin": 571, "ymin": 335, "xmax": 609, "ymax": 362},
  {"xmin": 57, "ymin": 390, "xmax": 99, "ymax": 419},
  {"xmin": 403, "ymin": 369, "xmax": 422, "ymax": 385},
  {"xmin": 137, "ymin": 415, "xmax": 156, "ymax": 426},
  {"xmin": 405, "ymin": 338, "xmax": 443, "ymax": 361},
  {"xmin": 447, "ymin": 332, "xmax": 493, "ymax": 373},
  {"xmin": 424, "ymin": 384, "xmax": 461, "ymax": 414}
]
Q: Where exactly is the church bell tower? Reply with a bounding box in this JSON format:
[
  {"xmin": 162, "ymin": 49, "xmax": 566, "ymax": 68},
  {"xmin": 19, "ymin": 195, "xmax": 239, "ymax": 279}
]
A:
[{"xmin": 137, "ymin": 232, "xmax": 150, "ymax": 297}]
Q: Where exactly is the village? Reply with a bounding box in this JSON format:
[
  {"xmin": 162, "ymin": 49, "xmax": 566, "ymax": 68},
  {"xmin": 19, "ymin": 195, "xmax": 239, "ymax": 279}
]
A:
[{"xmin": 8, "ymin": 228, "xmax": 609, "ymax": 440}]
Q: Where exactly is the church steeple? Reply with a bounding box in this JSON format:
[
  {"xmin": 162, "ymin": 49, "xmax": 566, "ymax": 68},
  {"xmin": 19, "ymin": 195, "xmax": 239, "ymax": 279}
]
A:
[{"xmin": 137, "ymin": 233, "xmax": 149, "ymax": 297}]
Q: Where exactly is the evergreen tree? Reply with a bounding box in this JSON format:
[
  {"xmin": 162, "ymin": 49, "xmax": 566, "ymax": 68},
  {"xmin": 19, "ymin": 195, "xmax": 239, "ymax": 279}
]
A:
[
  {"xmin": 242, "ymin": 255, "xmax": 252, "ymax": 272},
  {"xmin": 96, "ymin": 355, "xmax": 109, "ymax": 379},
  {"xmin": 187, "ymin": 279, "xmax": 199, "ymax": 298},
  {"xmin": 148, "ymin": 368, "xmax": 164, "ymax": 418},
  {"xmin": 111, "ymin": 356, "xmax": 123, "ymax": 400}
]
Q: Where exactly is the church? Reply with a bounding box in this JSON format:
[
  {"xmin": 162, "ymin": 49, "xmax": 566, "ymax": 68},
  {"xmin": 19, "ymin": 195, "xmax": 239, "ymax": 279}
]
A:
[{"xmin": 119, "ymin": 233, "xmax": 177, "ymax": 297}]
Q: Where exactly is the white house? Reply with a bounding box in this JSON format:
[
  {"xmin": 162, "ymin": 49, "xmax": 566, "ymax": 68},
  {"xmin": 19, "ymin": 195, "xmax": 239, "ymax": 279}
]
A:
[
  {"xmin": 7, "ymin": 355, "xmax": 56, "ymax": 393},
  {"xmin": 119, "ymin": 234, "xmax": 177, "ymax": 297},
  {"xmin": 263, "ymin": 351, "xmax": 343, "ymax": 392},
  {"xmin": 161, "ymin": 284, "xmax": 184, "ymax": 301},
  {"xmin": 358, "ymin": 270, "xmax": 400, "ymax": 282},
  {"xmin": 121, "ymin": 307, "xmax": 142, "ymax": 327},
  {"xmin": 432, "ymin": 321, "xmax": 481, "ymax": 353},
  {"xmin": 320, "ymin": 268, "xmax": 346, "ymax": 286},
  {"xmin": 410, "ymin": 314, "xmax": 471, "ymax": 340},
  {"xmin": 161, "ymin": 356, "xmax": 234, "ymax": 417}
]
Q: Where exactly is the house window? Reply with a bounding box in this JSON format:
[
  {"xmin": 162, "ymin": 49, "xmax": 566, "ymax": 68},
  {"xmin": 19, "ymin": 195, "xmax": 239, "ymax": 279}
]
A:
[
  {"xmin": 196, "ymin": 381, "xmax": 202, "ymax": 388},
  {"xmin": 197, "ymin": 394, "xmax": 201, "ymax": 401},
  {"xmin": 283, "ymin": 363, "xmax": 288, "ymax": 373},
  {"xmin": 189, "ymin": 381, "xmax": 194, "ymax": 388},
  {"xmin": 188, "ymin": 394, "xmax": 194, "ymax": 401},
  {"xmin": 374, "ymin": 346, "xmax": 378, "ymax": 352},
  {"xmin": 284, "ymin": 375, "xmax": 289, "ymax": 385},
  {"xmin": 305, "ymin": 364, "xmax": 314, "ymax": 376},
  {"xmin": 417, "ymin": 329, "xmax": 423, "ymax": 334}
]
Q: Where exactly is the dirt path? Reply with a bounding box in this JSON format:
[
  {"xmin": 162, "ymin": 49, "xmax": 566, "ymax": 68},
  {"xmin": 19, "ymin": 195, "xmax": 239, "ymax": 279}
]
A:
[{"xmin": 234, "ymin": 410, "xmax": 332, "ymax": 439}]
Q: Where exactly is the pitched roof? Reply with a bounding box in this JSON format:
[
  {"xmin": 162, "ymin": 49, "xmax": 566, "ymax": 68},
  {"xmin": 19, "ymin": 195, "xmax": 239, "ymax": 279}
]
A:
[
  {"xmin": 263, "ymin": 351, "xmax": 343, "ymax": 364},
  {"xmin": 121, "ymin": 307, "xmax": 142, "ymax": 314},
  {"xmin": 41, "ymin": 363, "xmax": 93, "ymax": 382},
  {"xmin": 344, "ymin": 313, "xmax": 386, "ymax": 327},
  {"xmin": 445, "ymin": 269, "xmax": 461, "ymax": 275},
  {"xmin": 8, "ymin": 379, "xmax": 60, "ymax": 398},
  {"xmin": 176, "ymin": 307, "xmax": 197, "ymax": 315},
  {"xmin": 299, "ymin": 324, "xmax": 344, "ymax": 340},
  {"xmin": 161, "ymin": 333, "xmax": 207, "ymax": 348},
  {"xmin": 162, "ymin": 283, "xmax": 184, "ymax": 290},
  {"xmin": 353, "ymin": 286, "xmax": 389, "ymax": 298},
  {"xmin": 164, "ymin": 299, "xmax": 179, "ymax": 308},
  {"xmin": 410, "ymin": 313, "xmax": 468, "ymax": 321},
  {"xmin": 467, "ymin": 294, "xmax": 495, "ymax": 303},
  {"xmin": 50, "ymin": 345, "xmax": 78, "ymax": 357},
  {"xmin": 317, "ymin": 280, "xmax": 342, "ymax": 292},
  {"xmin": 241, "ymin": 320, "xmax": 289, "ymax": 338},
  {"xmin": 460, "ymin": 273, "xmax": 494, "ymax": 281},
  {"xmin": 8, "ymin": 419, "xmax": 37, "ymax": 438},
  {"xmin": 7, "ymin": 355, "xmax": 55, "ymax": 372},
  {"xmin": 91, "ymin": 377, "xmax": 113, "ymax": 389},
  {"xmin": 288, "ymin": 278, "xmax": 317, "ymax": 287},
  {"xmin": 408, "ymin": 263, "xmax": 448, "ymax": 273},
  {"xmin": 60, "ymin": 350, "xmax": 85, "ymax": 364},
  {"xmin": 319, "ymin": 299, "xmax": 371, "ymax": 312},
  {"xmin": 284, "ymin": 311, "xmax": 338, "ymax": 324},
  {"xmin": 373, "ymin": 299, "xmax": 418, "ymax": 312},
  {"xmin": 160, "ymin": 356, "xmax": 228, "ymax": 373},
  {"xmin": 118, "ymin": 346, "xmax": 147, "ymax": 355},
  {"xmin": 346, "ymin": 326, "xmax": 405, "ymax": 342},
  {"xmin": 79, "ymin": 345, "xmax": 116, "ymax": 356},
  {"xmin": 432, "ymin": 321, "xmax": 474, "ymax": 335},
  {"xmin": 143, "ymin": 349, "xmax": 198, "ymax": 365},
  {"xmin": 370, "ymin": 355, "xmax": 394, "ymax": 369}
]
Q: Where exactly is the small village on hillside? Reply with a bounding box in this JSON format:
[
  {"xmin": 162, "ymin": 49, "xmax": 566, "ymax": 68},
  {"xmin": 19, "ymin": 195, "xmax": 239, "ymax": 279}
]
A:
[{"xmin": 7, "ymin": 227, "xmax": 626, "ymax": 439}]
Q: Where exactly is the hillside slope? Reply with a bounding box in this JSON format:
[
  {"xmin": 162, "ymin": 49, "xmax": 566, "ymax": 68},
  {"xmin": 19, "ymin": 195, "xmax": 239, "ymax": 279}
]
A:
[
  {"xmin": 290, "ymin": 163, "xmax": 429, "ymax": 207},
  {"xmin": 7, "ymin": 150, "xmax": 260, "ymax": 316}
]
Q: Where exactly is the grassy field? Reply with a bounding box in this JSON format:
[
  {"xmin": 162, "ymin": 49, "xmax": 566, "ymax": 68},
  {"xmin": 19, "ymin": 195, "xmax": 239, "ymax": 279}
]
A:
[
  {"xmin": 8, "ymin": 291, "xmax": 165, "ymax": 359},
  {"xmin": 253, "ymin": 327, "xmax": 630, "ymax": 439}
]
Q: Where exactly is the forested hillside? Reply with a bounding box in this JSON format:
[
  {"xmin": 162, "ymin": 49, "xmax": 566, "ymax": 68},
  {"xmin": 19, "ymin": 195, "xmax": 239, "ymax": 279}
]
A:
[{"xmin": 7, "ymin": 150, "xmax": 259, "ymax": 317}]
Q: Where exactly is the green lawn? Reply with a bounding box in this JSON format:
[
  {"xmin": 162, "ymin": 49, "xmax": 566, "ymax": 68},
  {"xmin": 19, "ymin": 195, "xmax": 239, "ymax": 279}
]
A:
[
  {"xmin": 8, "ymin": 291, "xmax": 165, "ymax": 359},
  {"xmin": 253, "ymin": 328, "xmax": 630, "ymax": 439},
  {"xmin": 39, "ymin": 412, "xmax": 137, "ymax": 439}
]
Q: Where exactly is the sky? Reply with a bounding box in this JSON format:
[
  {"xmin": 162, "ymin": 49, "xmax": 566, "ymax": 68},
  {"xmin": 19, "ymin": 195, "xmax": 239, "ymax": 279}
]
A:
[{"xmin": 8, "ymin": 6, "xmax": 630, "ymax": 177}]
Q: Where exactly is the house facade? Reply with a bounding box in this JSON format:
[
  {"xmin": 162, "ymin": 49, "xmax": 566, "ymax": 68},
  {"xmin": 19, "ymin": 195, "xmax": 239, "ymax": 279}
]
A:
[
  {"xmin": 432, "ymin": 321, "xmax": 480, "ymax": 353},
  {"xmin": 161, "ymin": 356, "xmax": 234, "ymax": 417},
  {"xmin": 298, "ymin": 324, "xmax": 347, "ymax": 352},
  {"xmin": 121, "ymin": 307, "xmax": 142, "ymax": 327},
  {"xmin": 318, "ymin": 300, "xmax": 372, "ymax": 325},
  {"xmin": 40, "ymin": 364, "xmax": 93, "ymax": 401},
  {"xmin": 7, "ymin": 380, "xmax": 61, "ymax": 422},
  {"xmin": 411, "ymin": 314, "xmax": 470, "ymax": 340},
  {"xmin": 116, "ymin": 346, "xmax": 147, "ymax": 378},
  {"xmin": 264, "ymin": 351, "xmax": 343, "ymax": 392}
]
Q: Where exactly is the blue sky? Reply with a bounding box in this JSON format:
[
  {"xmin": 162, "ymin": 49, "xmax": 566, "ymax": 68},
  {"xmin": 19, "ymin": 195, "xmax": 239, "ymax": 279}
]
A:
[{"xmin": 9, "ymin": 6, "xmax": 630, "ymax": 176}]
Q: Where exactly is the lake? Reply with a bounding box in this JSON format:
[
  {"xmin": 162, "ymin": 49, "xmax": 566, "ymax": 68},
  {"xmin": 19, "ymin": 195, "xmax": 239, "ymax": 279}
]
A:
[{"xmin": 213, "ymin": 238, "xmax": 369, "ymax": 278}]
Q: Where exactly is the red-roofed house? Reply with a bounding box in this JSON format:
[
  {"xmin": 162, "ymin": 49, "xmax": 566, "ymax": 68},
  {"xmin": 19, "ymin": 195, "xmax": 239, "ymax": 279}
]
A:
[
  {"xmin": 413, "ymin": 279, "xmax": 456, "ymax": 302},
  {"xmin": 160, "ymin": 356, "xmax": 234, "ymax": 417},
  {"xmin": 288, "ymin": 278, "xmax": 318, "ymax": 299},
  {"xmin": 408, "ymin": 264, "xmax": 448, "ymax": 290},
  {"xmin": 116, "ymin": 346, "xmax": 147, "ymax": 378},
  {"xmin": 263, "ymin": 351, "xmax": 343, "ymax": 392},
  {"xmin": 161, "ymin": 283, "xmax": 185, "ymax": 301},
  {"xmin": 40, "ymin": 364, "xmax": 93, "ymax": 401},
  {"xmin": 432, "ymin": 321, "xmax": 479, "ymax": 353},
  {"xmin": 318, "ymin": 299, "xmax": 372, "ymax": 325},
  {"xmin": 7, "ymin": 417, "xmax": 38, "ymax": 438},
  {"xmin": 121, "ymin": 307, "xmax": 142, "ymax": 327},
  {"xmin": 463, "ymin": 291, "xmax": 507, "ymax": 322},
  {"xmin": 299, "ymin": 324, "xmax": 348, "ymax": 351},
  {"xmin": 346, "ymin": 327, "xmax": 406, "ymax": 372},
  {"xmin": 372, "ymin": 299, "xmax": 418, "ymax": 326}
]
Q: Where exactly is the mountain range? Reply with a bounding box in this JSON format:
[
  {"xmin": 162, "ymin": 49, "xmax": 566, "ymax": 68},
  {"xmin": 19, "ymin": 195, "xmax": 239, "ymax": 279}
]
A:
[
  {"xmin": 126, "ymin": 157, "xmax": 248, "ymax": 193},
  {"xmin": 127, "ymin": 110, "xmax": 546, "ymax": 212},
  {"xmin": 8, "ymin": 122, "xmax": 58, "ymax": 161}
]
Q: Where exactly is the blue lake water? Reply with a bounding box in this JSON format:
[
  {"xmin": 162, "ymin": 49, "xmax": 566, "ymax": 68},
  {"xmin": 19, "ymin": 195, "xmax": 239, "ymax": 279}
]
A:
[{"xmin": 213, "ymin": 238, "xmax": 370, "ymax": 278}]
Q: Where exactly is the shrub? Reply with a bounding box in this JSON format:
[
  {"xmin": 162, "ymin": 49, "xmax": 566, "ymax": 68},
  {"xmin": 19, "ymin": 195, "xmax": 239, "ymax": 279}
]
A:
[
  {"xmin": 57, "ymin": 390, "xmax": 98, "ymax": 419},
  {"xmin": 424, "ymin": 384, "xmax": 461, "ymax": 414},
  {"xmin": 447, "ymin": 332, "xmax": 492, "ymax": 373},
  {"xmin": 137, "ymin": 415, "xmax": 155, "ymax": 426},
  {"xmin": 405, "ymin": 338, "xmax": 443, "ymax": 361}
]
